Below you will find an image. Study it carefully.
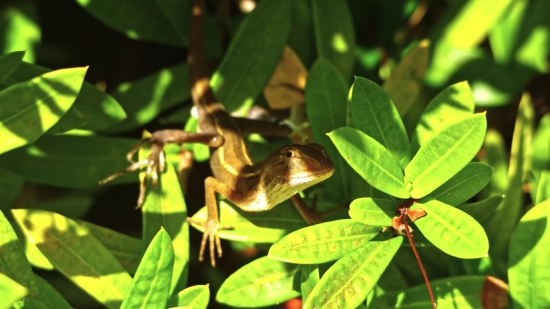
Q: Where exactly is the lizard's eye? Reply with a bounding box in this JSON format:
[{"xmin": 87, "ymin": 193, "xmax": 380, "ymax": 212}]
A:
[{"xmin": 284, "ymin": 151, "xmax": 293, "ymax": 158}]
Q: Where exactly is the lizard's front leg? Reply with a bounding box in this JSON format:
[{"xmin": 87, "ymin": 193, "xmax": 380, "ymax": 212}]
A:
[
  {"xmin": 99, "ymin": 129, "xmax": 224, "ymax": 208},
  {"xmin": 187, "ymin": 176, "xmax": 241, "ymax": 267}
]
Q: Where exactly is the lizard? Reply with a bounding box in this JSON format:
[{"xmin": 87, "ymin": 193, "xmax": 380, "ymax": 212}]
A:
[{"xmin": 100, "ymin": 0, "xmax": 336, "ymax": 267}]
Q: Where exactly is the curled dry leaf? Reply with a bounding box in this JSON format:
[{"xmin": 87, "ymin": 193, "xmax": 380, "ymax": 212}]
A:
[
  {"xmin": 482, "ymin": 276, "xmax": 508, "ymax": 309},
  {"xmin": 263, "ymin": 46, "xmax": 307, "ymax": 110},
  {"xmin": 408, "ymin": 208, "xmax": 427, "ymax": 221}
]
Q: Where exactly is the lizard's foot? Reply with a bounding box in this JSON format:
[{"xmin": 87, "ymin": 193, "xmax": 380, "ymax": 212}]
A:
[
  {"xmin": 98, "ymin": 138, "xmax": 166, "ymax": 208},
  {"xmin": 186, "ymin": 217, "xmax": 232, "ymax": 267}
]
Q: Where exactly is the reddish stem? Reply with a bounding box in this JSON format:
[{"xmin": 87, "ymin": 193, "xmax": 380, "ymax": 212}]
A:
[{"xmin": 402, "ymin": 212, "xmax": 437, "ymax": 309}]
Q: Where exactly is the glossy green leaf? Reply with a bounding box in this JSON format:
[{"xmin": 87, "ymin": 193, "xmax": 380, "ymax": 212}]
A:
[
  {"xmin": 508, "ymin": 199, "xmax": 550, "ymax": 308},
  {"xmin": 411, "ymin": 200, "xmax": 489, "ymax": 258},
  {"xmin": 45, "ymin": 107, "xmax": 87, "ymax": 135},
  {"xmin": 311, "ymin": 0, "xmax": 355, "ymax": 81},
  {"xmin": 0, "ymin": 272, "xmax": 27, "ymax": 308},
  {"xmin": 485, "ymin": 93, "xmax": 533, "ymax": 277},
  {"xmin": 121, "ymin": 228, "xmax": 174, "ymax": 309},
  {"xmin": 79, "ymin": 221, "xmax": 142, "ymax": 274},
  {"xmin": 351, "ymin": 77, "xmax": 410, "ymax": 169},
  {"xmin": 456, "ymin": 195, "xmax": 503, "ymax": 223},
  {"xmin": 406, "ymin": 113, "xmax": 487, "ymax": 199},
  {"xmin": 535, "ymin": 171, "xmax": 550, "ymax": 204},
  {"xmin": 532, "ymin": 113, "xmax": 550, "ymax": 171},
  {"xmin": 141, "ymin": 161, "xmax": 188, "ymax": 293},
  {"xmin": 382, "ymin": 40, "xmax": 429, "ymax": 117},
  {"xmin": 301, "ymin": 264, "xmax": 319, "ymax": 302},
  {"xmin": 0, "ymin": 210, "xmax": 37, "ymax": 297},
  {"xmin": 385, "ymin": 275, "xmax": 487, "ymax": 308},
  {"xmin": 18, "ymin": 274, "xmax": 72, "ymax": 309},
  {"xmin": 212, "ymin": 0, "xmax": 291, "ymax": 113},
  {"xmin": 303, "ymin": 237, "xmax": 403, "ymax": 309},
  {"xmin": 0, "ymin": 67, "xmax": 87, "ymax": 155},
  {"xmin": 306, "ymin": 58, "xmax": 350, "ymax": 201},
  {"xmin": 441, "ymin": 0, "xmax": 514, "ymax": 49},
  {"xmin": 410, "ymin": 81, "xmax": 475, "ymax": 154},
  {"xmin": 489, "ymin": 0, "xmax": 529, "ymax": 65},
  {"xmin": 269, "ymin": 219, "xmax": 380, "ymax": 264},
  {"xmin": 0, "ymin": 51, "xmax": 24, "ymax": 83},
  {"xmin": 105, "ymin": 64, "xmax": 190, "ymax": 133},
  {"xmin": 1, "ymin": 62, "xmax": 126, "ymax": 131},
  {"xmin": 349, "ymin": 198, "xmax": 397, "ymax": 226},
  {"xmin": 12, "ymin": 209, "xmax": 132, "ymax": 309},
  {"xmin": 287, "ymin": 0, "xmax": 315, "ymax": 67},
  {"xmin": 0, "ymin": 2, "xmax": 40, "ymax": 63},
  {"xmin": 0, "ymin": 166, "xmax": 23, "ymax": 210},
  {"xmin": 167, "ymin": 285, "xmax": 209, "ymax": 309},
  {"xmin": 216, "ymin": 256, "xmax": 300, "ymax": 307},
  {"xmin": 426, "ymin": 162, "xmax": 492, "ymax": 206},
  {"xmin": 0, "ymin": 135, "xmax": 139, "ymax": 187},
  {"xmin": 329, "ymin": 127, "xmax": 409, "ymax": 199},
  {"xmin": 190, "ymin": 198, "xmax": 320, "ymax": 243}
]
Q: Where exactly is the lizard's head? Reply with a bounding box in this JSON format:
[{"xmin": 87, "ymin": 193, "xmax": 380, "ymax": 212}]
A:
[{"xmin": 261, "ymin": 143, "xmax": 335, "ymax": 205}]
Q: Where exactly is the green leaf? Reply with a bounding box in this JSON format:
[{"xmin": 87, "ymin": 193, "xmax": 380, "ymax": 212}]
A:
[
  {"xmin": 456, "ymin": 195, "xmax": 504, "ymax": 223},
  {"xmin": 425, "ymin": 162, "xmax": 492, "ymax": 206},
  {"xmin": 410, "ymin": 81, "xmax": 475, "ymax": 155},
  {"xmin": 385, "ymin": 275, "xmax": 486, "ymax": 308},
  {"xmin": 0, "ymin": 2, "xmax": 40, "ymax": 63},
  {"xmin": 0, "ymin": 51, "xmax": 24, "ymax": 83},
  {"xmin": 301, "ymin": 265, "xmax": 319, "ymax": 302},
  {"xmin": 535, "ymin": 171, "xmax": 550, "ymax": 204},
  {"xmin": 405, "ymin": 113, "xmax": 487, "ymax": 199},
  {"xmin": 190, "ymin": 199, "xmax": 307, "ymax": 243},
  {"xmin": 75, "ymin": 0, "xmax": 183, "ymax": 47},
  {"xmin": 11, "ymin": 209, "xmax": 132, "ymax": 309},
  {"xmin": 0, "ymin": 135, "xmax": 139, "ymax": 187},
  {"xmin": 0, "ymin": 210, "xmax": 37, "ymax": 297},
  {"xmin": 441, "ymin": 0, "xmax": 514, "ymax": 49},
  {"xmin": 508, "ymin": 199, "xmax": 550, "ymax": 309},
  {"xmin": 382, "ymin": 40, "xmax": 430, "ymax": 117},
  {"xmin": 303, "ymin": 237, "xmax": 403, "ymax": 309},
  {"xmin": 1, "ymin": 62, "xmax": 126, "ymax": 131},
  {"xmin": 311, "ymin": 0, "xmax": 355, "ymax": 81},
  {"xmin": 479, "ymin": 129, "xmax": 508, "ymax": 199},
  {"xmin": 167, "ymin": 285, "xmax": 209, "ymax": 309},
  {"xmin": 141, "ymin": 161, "xmax": 189, "ymax": 294},
  {"xmin": 485, "ymin": 93, "xmax": 533, "ymax": 278},
  {"xmin": 0, "ymin": 166, "xmax": 24, "ymax": 210},
  {"xmin": 411, "ymin": 200, "xmax": 489, "ymax": 259},
  {"xmin": 79, "ymin": 221, "xmax": 142, "ymax": 274},
  {"xmin": 23, "ymin": 274, "xmax": 72, "ymax": 309},
  {"xmin": 305, "ymin": 58, "xmax": 350, "ymax": 201},
  {"xmin": 328, "ymin": 127, "xmax": 409, "ymax": 199},
  {"xmin": 212, "ymin": 0, "xmax": 291, "ymax": 113},
  {"xmin": 349, "ymin": 198, "xmax": 397, "ymax": 226},
  {"xmin": 216, "ymin": 256, "xmax": 300, "ymax": 307},
  {"xmin": 0, "ymin": 272, "xmax": 27, "ymax": 308},
  {"xmin": 18, "ymin": 196, "xmax": 93, "ymax": 219},
  {"xmin": 489, "ymin": 0, "xmax": 529, "ymax": 65},
  {"xmin": 269, "ymin": 219, "xmax": 380, "ymax": 264},
  {"xmin": 532, "ymin": 113, "xmax": 550, "ymax": 171},
  {"xmin": 46, "ymin": 107, "xmax": 86, "ymax": 135},
  {"xmin": 105, "ymin": 64, "xmax": 191, "ymax": 133},
  {"xmin": 121, "ymin": 228, "xmax": 174, "ymax": 309},
  {"xmin": 351, "ymin": 76, "xmax": 410, "ymax": 169},
  {"xmin": 0, "ymin": 67, "xmax": 87, "ymax": 155}
]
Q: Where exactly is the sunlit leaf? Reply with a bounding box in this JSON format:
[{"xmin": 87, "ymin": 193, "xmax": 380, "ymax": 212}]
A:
[
  {"xmin": 120, "ymin": 228, "xmax": 174, "ymax": 309},
  {"xmin": 329, "ymin": 127, "xmax": 409, "ymax": 199},
  {"xmin": 0, "ymin": 67, "xmax": 87, "ymax": 155},
  {"xmin": 269, "ymin": 219, "xmax": 380, "ymax": 264},
  {"xmin": 456, "ymin": 195, "xmax": 503, "ymax": 223},
  {"xmin": 301, "ymin": 264, "xmax": 319, "ymax": 302},
  {"xmin": 349, "ymin": 198, "xmax": 396, "ymax": 226},
  {"xmin": 216, "ymin": 256, "xmax": 300, "ymax": 307},
  {"xmin": 167, "ymin": 285, "xmax": 209, "ymax": 309},
  {"xmin": 303, "ymin": 237, "xmax": 403, "ymax": 309},
  {"xmin": 0, "ymin": 2, "xmax": 40, "ymax": 63},
  {"xmin": 411, "ymin": 200, "xmax": 489, "ymax": 259},
  {"xmin": 0, "ymin": 272, "xmax": 27, "ymax": 308}
]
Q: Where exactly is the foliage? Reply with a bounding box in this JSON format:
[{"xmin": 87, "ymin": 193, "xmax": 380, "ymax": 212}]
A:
[{"xmin": 0, "ymin": 0, "xmax": 549, "ymax": 308}]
